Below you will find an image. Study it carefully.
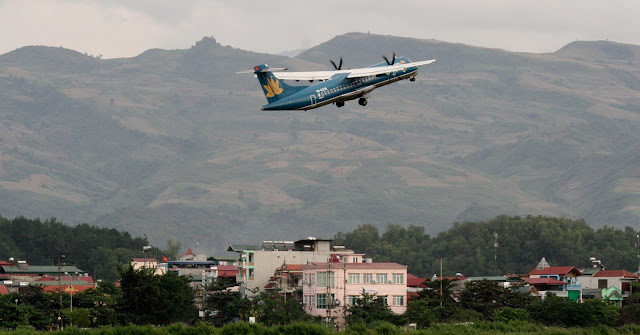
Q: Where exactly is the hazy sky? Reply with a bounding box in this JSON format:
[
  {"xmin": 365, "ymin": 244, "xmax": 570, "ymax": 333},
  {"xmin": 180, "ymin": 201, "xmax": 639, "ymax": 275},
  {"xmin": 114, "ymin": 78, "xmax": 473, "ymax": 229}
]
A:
[{"xmin": 1, "ymin": 0, "xmax": 638, "ymax": 59}]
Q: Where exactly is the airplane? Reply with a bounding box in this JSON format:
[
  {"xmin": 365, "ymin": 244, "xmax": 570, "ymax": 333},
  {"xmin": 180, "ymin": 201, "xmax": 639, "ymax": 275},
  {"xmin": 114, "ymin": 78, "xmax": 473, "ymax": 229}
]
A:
[{"xmin": 238, "ymin": 53, "xmax": 436, "ymax": 111}]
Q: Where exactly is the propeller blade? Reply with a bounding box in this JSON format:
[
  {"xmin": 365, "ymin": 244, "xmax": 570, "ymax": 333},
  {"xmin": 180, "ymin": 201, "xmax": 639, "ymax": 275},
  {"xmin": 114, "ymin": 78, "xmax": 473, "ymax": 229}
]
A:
[
  {"xmin": 382, "ymin": 55, "xmax": 391, "ymax": 65},
  {"xmin": 382, "ymin": 52, "xmax": 397, "ymax": 65},
  {"xmin": 329, "ymin": 56, "xmax": 343, "ymax": 70}
]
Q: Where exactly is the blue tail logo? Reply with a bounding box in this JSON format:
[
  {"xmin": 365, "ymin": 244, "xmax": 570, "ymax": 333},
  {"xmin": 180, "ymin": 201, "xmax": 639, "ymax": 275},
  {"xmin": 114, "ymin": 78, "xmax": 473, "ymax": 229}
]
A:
[{"xmin": 253, "ymin": 64, "xmax": 304, "ymax": 104}]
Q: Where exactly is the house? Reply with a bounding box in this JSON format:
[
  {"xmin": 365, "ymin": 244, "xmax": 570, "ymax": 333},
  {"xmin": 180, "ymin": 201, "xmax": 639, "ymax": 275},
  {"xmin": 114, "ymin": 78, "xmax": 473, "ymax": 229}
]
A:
[
  {"xmin": 528, "ymin": 265, "xmax": 582, "ymax": 302},
  {"xmin": 406, "ymin": 274, "xmax": 428, "ymax": 301},
  {"xmin": 0, "ymin": 260, "xmax": 87, "ymax": 293},
  {"xmin": 227, "ymin": 237, "xmax": 362, "ymax": 297},
  {"xmin": 302, "ymin": 260, "xmax": 407, "ymax": 328},
  {"xmin": 130, "ymin": 258, "xmax": 167, "ymax": 275},
  {"xmin": 578, "ymin": 269, "xmax": 639, "ymax": 301}
]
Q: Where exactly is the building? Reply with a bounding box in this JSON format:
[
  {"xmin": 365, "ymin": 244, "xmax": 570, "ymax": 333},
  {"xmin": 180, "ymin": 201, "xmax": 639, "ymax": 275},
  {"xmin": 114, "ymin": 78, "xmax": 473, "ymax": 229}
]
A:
[
  {"xmin": 0, "ymin": 260, "xmax": 87, "ymax": 293},
  {"xmin": 227, "ymin": 238, "xmax": 362, "ymax": 296},
  {"xmin": 578, "ymin": 269, "xmax": 639, "ymax": 301},
  {"xmin": 528, "ymin": 266, "xmax": 582, "ymax": 302},
  {"xmin": 130, "ymin": 258, "xmax": 167, "ymax": 275},
  {"xmin": 302, "ymin": 260, "xmax": 407, "ymax": 327}
]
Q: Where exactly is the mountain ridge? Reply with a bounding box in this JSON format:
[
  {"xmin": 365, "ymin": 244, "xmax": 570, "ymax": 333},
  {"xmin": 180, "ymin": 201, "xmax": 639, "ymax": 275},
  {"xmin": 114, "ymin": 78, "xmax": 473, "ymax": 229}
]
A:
[{"xmin": 0, "ymin": 33, "xmax": 638, "ymax": 252}]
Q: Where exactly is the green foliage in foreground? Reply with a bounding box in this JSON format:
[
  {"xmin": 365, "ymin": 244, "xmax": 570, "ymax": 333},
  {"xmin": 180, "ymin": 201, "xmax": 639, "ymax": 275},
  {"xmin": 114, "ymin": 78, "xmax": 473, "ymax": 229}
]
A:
[{"xmin": 2, "ymin": 321, "xmax": 640, "ymax": 335}]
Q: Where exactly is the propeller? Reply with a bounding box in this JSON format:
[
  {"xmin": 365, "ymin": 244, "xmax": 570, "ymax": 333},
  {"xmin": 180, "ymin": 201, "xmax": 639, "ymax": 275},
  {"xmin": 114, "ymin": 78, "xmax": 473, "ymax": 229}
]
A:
[
  {"xmin": 329, "ymin": 57, "xmax": 343, "ymax": 70},
  {"xmin": 382, "ymin": 52, "xmax": 396, "ymax": 65}
]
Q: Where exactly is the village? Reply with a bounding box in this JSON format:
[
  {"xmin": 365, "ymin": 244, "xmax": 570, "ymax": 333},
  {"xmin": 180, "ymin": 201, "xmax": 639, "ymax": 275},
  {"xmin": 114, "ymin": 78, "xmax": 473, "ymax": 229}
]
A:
[{"xmin": 1, "ymin": 236, "xmax": 637, "ymax": 327}]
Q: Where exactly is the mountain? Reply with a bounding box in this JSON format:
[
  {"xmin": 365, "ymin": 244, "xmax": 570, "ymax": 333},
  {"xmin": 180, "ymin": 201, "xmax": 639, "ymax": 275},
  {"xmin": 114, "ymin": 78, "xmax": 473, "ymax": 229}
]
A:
[{"xmin": 0, "ymin": 33, "xmax": 638, "ymax": 253}]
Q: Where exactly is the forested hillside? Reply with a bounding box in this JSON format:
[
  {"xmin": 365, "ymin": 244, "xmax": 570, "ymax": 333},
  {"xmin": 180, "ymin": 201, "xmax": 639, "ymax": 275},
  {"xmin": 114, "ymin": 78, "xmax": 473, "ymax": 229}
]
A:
[
  {"xmin": 0, "ymin": 215, "xmax": 160, "ymax": 280},
  {"xmin": 0, "ymin": 33, "xmax": 638, "ymax": 251},
  {"xmin": 334, "ymin": 215, "xmax": 640, "ymax": 277}
]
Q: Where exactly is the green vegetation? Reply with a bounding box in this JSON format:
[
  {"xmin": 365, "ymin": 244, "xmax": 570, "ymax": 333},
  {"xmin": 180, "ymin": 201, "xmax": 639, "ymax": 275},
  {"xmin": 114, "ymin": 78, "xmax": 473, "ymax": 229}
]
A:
[
  {"xmin": 0, "ymin": 215, "xmax": 159, "ymax": 281},
  {"xmin": 334, "ymin": 215, "xmax": 640, "ymax": 277}
]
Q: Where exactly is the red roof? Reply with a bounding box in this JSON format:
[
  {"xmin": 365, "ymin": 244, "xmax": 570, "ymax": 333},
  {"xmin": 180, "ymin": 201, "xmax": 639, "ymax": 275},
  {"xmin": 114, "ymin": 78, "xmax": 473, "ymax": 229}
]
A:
[
  {"xmin": 407, "ymin": 291, "xmax": 420, "ymax": 301},
  {"xmin": 182, "ymin": 248, "xmax": 194, "ymax": 256},
  {"xmin": 0, "ymin": 285, "xmax": 9, "ymax": 295},
  {"xmin": 529, "ymin": 266, "xmax": 580, "ymax": 276},
  {"xmin": 593, "ymin": 270, "xmax": 639, "ymax": 278},
  {"xmin": 407, "ymin": 273, "xmax": 428, "ymax": 287},
  {"xmin": 304, "ymin": 262, "xmax": 406, "ymax": 270},
  {"xmin": 264, "ymin": 282, "xmax": 277, "ymax": 289},
  {"xmin": 36, "ymin": 277, "xmax": 56, "ymax": 281},
  {"xmin": 0, "ymin": 261, "xmax": 13, "ymax": 266},
  {"xmin": 281, "ymin": 264, "xmax": 304, "ymax": 271},
  {"xmin": 43, "ymin": 285, "xmax": 95, "ymax": 295},
  {"xmin": 523, "ymin": 277, "xmax": 566, "ymax": 286}
]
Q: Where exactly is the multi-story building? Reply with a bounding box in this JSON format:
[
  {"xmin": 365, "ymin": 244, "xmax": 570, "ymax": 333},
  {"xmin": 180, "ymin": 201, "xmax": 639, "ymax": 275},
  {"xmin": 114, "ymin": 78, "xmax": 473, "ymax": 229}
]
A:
[
  {"xmin": 302, "ymin": 260, "xmax": 407, "ymax": 327},
  {"xmin": 227, "ymin": 238, "xmax": 362, "ymax": 296}
]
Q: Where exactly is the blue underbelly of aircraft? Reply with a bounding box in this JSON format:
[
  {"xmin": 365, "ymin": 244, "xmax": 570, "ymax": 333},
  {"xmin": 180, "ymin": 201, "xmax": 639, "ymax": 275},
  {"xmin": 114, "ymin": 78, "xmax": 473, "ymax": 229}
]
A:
[{"xmin": 261, "ymin": 68, "xmax": 418, "ymax": 111}]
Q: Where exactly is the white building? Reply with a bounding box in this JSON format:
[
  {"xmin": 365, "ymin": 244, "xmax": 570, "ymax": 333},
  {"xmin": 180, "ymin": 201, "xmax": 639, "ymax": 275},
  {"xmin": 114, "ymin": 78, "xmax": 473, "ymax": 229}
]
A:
[{"xmin": 227, "ymin": 238, "xmax": 361, "ymax": 296}]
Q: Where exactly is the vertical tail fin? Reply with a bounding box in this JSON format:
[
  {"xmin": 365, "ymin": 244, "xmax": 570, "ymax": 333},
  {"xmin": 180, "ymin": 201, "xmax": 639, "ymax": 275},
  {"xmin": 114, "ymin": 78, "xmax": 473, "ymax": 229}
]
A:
[{"xmin": 251, "ymin": 64, "xmax": 304, "ymax": 103}]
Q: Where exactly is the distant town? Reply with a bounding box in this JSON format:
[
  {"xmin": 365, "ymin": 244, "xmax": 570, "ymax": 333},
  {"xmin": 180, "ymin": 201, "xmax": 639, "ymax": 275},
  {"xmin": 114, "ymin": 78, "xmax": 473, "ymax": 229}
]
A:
[{"xmin": 2, "ymin": 236, "xmax": 638, "ymax": 330}]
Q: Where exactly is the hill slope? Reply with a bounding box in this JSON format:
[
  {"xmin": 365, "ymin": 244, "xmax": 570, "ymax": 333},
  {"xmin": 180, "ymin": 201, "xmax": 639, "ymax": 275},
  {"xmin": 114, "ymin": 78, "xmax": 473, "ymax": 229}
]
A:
[{"xmin": 0, "ymin": 34, "xmax": 638, "ymax": 252}]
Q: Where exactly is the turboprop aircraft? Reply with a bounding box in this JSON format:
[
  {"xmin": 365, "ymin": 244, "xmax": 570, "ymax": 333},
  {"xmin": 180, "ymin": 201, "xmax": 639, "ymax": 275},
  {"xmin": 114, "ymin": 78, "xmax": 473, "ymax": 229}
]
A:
[{"xmin": 238, "ymin": 53, "xmax": 436, "ymax": 111}]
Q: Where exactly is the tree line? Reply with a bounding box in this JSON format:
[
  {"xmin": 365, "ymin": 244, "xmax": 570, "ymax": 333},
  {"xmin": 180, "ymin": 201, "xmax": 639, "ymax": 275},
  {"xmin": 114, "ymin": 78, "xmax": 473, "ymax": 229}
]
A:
[
  {"xmin": 4, "ymin": 267, "xmax": 640, "ymax": 332},
  {"xmin": 333, "ymin": 215, "xmax": 639, "ymax": 277},
  {"xmin": 0, "ymin": 215, "xmax": 175, "ymax": 281}
]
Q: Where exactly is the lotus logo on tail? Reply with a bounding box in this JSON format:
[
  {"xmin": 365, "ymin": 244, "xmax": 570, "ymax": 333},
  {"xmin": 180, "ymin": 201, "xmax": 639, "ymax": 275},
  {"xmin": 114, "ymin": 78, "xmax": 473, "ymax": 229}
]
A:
[{"xmin": 263, "ymin": 77, "xmax": 284, "ymax": 97}]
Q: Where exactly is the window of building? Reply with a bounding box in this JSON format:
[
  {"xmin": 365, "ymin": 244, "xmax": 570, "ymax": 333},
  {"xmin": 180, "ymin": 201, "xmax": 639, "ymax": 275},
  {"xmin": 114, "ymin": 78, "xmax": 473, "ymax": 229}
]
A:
[
  {"xmin": 304, "ymin": 273, "xmax": 315, "ymax": 285},
  {"xmin": 316, "ymin": 271, "xmax": 335, "ymax": 288},
  {"xmin": 376, "ymin": 273, "xmax": 388, "ymax": 284},
  {"xmin": 348, "ymin": 295, "xmax": 359, "ymax": 306},
  {"xmin": 392, "ymin": 273, "xmax": 404, "ymax": 284},
  {"xmin": 363, "ymin": 273, "xmax": 373, "ymax": 284},
  {"xmin": 598, "ymin": 279, "xmax": 608, "ymax": 289},
  {"xmin": 352, "ymin": 257, "xmax": 358, "ymax": 263},
  {"xmin": 393, "ymin": 295, "xmax": 404, "ymax": 306},
  {"xmin": 316, "ymin": 293, "xmax": 335, "ymax": 309},
  {"xmin": 304, "ymin": 295, "xmax": 309, "ymax": 306},
  {"xmin": 348, "ymin": 273, "xmax": 360, "ymax": 284}
]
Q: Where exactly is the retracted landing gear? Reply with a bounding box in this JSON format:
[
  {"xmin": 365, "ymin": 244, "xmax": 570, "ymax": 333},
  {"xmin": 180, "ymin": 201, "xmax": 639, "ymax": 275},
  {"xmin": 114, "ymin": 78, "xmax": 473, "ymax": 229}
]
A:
[{"xmin": 358, "ymin": 97, "xmax": 368, "ymax": 106}]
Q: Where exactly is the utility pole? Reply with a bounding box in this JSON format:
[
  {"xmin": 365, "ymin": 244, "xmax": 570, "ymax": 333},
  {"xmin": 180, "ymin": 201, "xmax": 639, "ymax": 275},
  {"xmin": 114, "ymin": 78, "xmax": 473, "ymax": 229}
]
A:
[
  {"xmin": 57, "ymin": 255, "xmax": 65, "ymax": 309},
  {"xmin": 636, "ymin": 235, "xmax": 640, "ymax": 273},
  {"xmin": 440, "ymin": 258, "xmax": 443, "ymax": 307},
  {"xmin": 493, "ymin": 233, "xmax": 499, "ymax": 276}
]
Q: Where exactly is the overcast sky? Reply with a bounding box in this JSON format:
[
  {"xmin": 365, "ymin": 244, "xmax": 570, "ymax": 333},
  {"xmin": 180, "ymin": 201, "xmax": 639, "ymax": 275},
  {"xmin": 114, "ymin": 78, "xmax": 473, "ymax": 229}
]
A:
[{"xmin": 1, "ymin": 0, "xmax": 638, "ymax": 59}]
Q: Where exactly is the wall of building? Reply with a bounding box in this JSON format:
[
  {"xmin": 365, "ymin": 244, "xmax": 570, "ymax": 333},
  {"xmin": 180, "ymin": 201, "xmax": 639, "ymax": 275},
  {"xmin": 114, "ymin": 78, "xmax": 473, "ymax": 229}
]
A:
[{"xmin": 302, "ymin": 263, "xmax": 407, "ymax": 326}]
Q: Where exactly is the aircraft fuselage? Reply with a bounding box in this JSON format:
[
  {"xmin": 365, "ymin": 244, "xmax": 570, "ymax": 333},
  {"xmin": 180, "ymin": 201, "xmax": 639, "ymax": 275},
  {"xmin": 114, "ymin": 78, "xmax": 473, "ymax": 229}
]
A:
[{"xmin": 261, "ymin": 58, "xmax": 420, "ymax": 111}]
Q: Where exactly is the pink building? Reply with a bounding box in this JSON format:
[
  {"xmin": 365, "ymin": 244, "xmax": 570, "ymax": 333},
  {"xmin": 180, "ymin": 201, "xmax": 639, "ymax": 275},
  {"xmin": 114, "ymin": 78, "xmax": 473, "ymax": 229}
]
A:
[{"xmin": 302, "ymin": 261, "xmax": 407, "ymax": 326}]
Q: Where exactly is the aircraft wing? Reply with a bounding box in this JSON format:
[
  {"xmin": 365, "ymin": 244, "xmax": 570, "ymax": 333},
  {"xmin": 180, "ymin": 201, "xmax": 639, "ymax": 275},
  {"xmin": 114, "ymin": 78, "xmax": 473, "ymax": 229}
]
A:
[{"xmin": 271, "ymin": 59, "xmax": 436, "ymax": 81}]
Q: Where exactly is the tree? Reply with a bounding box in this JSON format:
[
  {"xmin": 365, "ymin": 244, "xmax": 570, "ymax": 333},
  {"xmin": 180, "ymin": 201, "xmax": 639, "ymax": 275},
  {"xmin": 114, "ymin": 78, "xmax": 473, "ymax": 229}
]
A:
[
  {"xmin": 249, "ymin": 292, "xmax": 307, "ymax": 326},
  {"xmin": 345, "ymin": 290, "xmax": 400, "ymax": 327},
  {"xmin": 404, "ymin": 300, "xmax": 436, "ymax": 329},
  {"xmin": 459, "ymin": 279, "xmax": 506, "ymax": 318},
  {"xmin": 117, "ymin": 265, "xmax": 197, "ymax": 325},
  {"xmin": 204, "ymin": 278, "xmax": 250, "ymax": 327}
]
